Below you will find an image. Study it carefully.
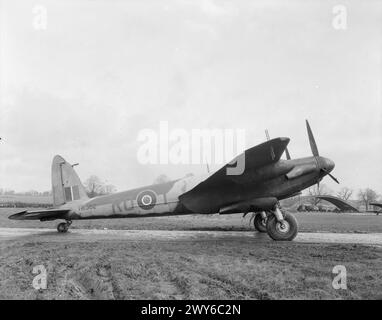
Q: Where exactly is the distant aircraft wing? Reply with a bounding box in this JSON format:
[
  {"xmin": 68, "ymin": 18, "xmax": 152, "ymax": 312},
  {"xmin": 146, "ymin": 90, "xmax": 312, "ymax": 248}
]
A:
[
  {"xmin": 179, "ymin": 137, "xmax": 290, "ymax": 213},
  {"xmin": 369, "ymin": 203, "xmax": 382, "ymax": 214},
  {"xmin": 315, "ymin": 196, "xmax": 360, "ymax": 213},
  {"xmin": 8, "ymin": 209, "xmax": 70, "ymax": 221},
  {"xmin": 370, "ymin": 202, "xmax": 382, "ymax": 209}
]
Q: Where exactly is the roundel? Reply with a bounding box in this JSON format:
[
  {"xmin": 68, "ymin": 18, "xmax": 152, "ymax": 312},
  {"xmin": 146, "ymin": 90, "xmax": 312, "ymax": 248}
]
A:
[{"xmin": 137, "ymin": 190, "xmax": 157, "ymax": 210}]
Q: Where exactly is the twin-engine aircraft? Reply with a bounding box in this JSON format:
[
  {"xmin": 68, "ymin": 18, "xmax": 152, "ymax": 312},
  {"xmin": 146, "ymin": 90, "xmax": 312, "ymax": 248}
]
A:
[{"xmin": 9, "ymin": 120, "xmax": 338, "ymax": 241}]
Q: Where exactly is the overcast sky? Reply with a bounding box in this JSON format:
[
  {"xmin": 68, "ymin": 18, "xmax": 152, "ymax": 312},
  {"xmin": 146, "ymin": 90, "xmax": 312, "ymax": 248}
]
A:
[{"xmin": 1, "ymin": 0, "xmax": 381, "ymax": 196}]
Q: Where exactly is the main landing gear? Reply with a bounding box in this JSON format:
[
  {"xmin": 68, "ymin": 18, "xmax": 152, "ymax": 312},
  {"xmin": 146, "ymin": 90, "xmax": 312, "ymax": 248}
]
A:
[
  {"xmin": 253, "ymin": 212, "xmax": 267, "ymax": 233},
  {"xmin": 253, "ymin": 206, "xmax": 298, "ymax": 241},
  {"xmin": 57, "ymin": 220, "xmax": 72, "ymax": 233}
]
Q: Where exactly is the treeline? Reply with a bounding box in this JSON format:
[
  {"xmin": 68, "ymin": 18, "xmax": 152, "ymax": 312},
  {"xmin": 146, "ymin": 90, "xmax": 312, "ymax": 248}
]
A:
[
  {"xmin": 0, "ymin": 175, "xmax": 117, "ymax": 199},
  {"xmin": 0, "ymin": 189, "xmax": 52, "ymax": 196},
  {"xmin": 2, "ymin": 173, "xmax": 173, "ymax": 199},
  {"xmin": 0, "ymin": 202, "xmax": 51, "ymax": 208}
]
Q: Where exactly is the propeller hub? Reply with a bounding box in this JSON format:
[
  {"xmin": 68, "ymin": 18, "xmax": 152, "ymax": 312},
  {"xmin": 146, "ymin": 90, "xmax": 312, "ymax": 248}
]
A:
[{"xmin": 320, "ymin": 157, "xmax": 335, "ymax": 173}]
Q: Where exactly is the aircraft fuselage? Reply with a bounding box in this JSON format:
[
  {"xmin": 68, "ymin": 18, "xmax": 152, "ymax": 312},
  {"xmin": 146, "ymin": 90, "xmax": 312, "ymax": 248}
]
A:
[{"xmin": 60, "ymin": 155, "xmax": 334, "ymax": 220}]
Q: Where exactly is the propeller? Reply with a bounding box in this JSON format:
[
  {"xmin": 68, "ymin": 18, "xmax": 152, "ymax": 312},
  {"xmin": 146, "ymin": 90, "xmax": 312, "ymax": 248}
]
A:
[
  {"xmin": 205, "ymin": 158, "xmax": 210, "ymax": 173},
  {"xmin": 265, "ymin": 129, "xmax": 291, "ymax": 160},
  {"xmin": 306, "ymin": 120, "xmax": 319, "ymax": 157},
  {"xmin": 265, "ymin": 129, "xmax": 270, "ymax": 141},
  {"xmin": 305, "ymin": 119, "xmax": 339, "ymax": 184},
  {"xmin": 322, "ymin": 169, "xmax": 340, "ymax": 184}
]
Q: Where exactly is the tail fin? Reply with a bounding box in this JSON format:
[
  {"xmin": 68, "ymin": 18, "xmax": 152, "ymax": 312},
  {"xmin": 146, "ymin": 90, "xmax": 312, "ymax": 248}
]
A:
[{"xmin": 51, "ymin": 155, "xmax": 89, "ymax": 207}]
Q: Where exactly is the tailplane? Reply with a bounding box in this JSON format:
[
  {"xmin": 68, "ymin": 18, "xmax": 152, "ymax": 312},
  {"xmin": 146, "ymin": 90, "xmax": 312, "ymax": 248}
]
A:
[{"xmin": 51, "ymin": 155, "xmax": 89, "ymax": 207}]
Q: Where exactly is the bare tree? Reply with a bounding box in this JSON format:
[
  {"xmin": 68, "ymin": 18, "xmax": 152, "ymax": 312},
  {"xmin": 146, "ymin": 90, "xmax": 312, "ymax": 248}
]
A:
[
  {"xmin": 84, "ymin": 175, "xmax": 104, "ymax": 197},
  {"xmin": 357, "ymin": 188, "xmax": 379, "ymax": 211},
  {"xmin": 337, "ymin": 187, "xmax": 353, "ymax": 201},
  {"xmin": 103, "ymin": 184, "xmax": 117, "ymax": 194},
  {"xmin": 84, "ymin": 175, "xmax": 116, "ymax": 198},
  {"xmin": 307, "ymin": 184, "xmax": 332, "ymax": 205}
]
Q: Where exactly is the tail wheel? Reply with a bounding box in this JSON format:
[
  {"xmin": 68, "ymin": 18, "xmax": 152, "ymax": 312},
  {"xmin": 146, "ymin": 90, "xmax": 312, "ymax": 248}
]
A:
[
  {"xmin": 253, "ymin": 214, "xmax": 267, "ymax": 233},
  {"xmin": 57, "ymin": 222, "xmax": 69, "ymax": 233},
  {"xmin": 266, "ymin": 212, "xmax": 298, "ymax": 241}
]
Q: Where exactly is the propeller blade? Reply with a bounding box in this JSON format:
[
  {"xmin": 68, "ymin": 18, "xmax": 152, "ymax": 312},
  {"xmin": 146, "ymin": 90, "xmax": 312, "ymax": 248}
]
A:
[
  {"xmin": 306, "ymin": 119, "xmax": 319, "ymax": 157},
  {"xmin": 204, "ymin": 156, "xmax": 210, "ymax": 173},
  {"xmin": 265, "ymin": 129, "xmax": 270, "ymax": 141},
  {"xmin": 329, "ymin": 173, "xmax": 339, "ymax": 184},
  {"xmin": 322, "ymin": 169, "xmax": 340, "ymax": 184},
  {"xmin": 265, "ymin": 129, "xmax": 291, "ymax": 160}
]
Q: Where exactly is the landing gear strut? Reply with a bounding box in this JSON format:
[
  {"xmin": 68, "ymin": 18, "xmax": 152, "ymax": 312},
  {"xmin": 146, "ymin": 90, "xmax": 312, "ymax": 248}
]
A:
[
  {"xmin": 253, "ymin": 212, "xmax": 267, "ymax": 233},
  {"xmin": 57, "ymin": 220, "xmax": 72, "ymax": 233},
  {"xmin": 266, "ymin": 206, "xmax": 298, "ymax": 241}
]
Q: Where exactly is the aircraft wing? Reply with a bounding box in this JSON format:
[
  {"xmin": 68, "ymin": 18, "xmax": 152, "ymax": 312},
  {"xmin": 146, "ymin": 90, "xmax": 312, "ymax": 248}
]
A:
[
  {"xmin": 8, "ymin": 209, "xmax": 70, "ymax": 221},
  {"xmin": 370, "ymin": 202, "xmax": 382, "ymax": 209},
  {"xmin": 369, "ymin": 202, "xmax": 382, "ymax": 214},
  {"xmin": 179, "ymin": 137, "xmax": 290, "ymax": 212},
  {"xmin": 228, "ymin": 137, "xmax": 291, "ymax": 176}
]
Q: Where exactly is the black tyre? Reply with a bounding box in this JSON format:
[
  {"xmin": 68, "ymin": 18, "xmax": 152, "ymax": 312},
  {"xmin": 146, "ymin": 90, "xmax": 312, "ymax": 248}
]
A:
[
  {"xmin": 266, "ymin": 212, "xmax": 298, "ymax": 241},
  {"xmin": 57, "ymin": 222, "xmax": 68, "ymax": 233},
  {"xmin": 253, "ymin": 214, "xmax": 267, "ymax": 233}
]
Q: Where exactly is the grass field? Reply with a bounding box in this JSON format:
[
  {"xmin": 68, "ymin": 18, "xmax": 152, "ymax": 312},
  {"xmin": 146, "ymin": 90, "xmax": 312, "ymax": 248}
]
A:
[{"xmin": 1, "ymin": 208, "xmax": 381, "ymax": 233}]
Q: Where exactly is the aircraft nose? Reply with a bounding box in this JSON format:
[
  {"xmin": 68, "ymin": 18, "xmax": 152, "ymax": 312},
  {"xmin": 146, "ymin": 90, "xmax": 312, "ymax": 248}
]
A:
[{"xmin": 322, "ymin": 157, "xmax": 335, "ymax": 172}]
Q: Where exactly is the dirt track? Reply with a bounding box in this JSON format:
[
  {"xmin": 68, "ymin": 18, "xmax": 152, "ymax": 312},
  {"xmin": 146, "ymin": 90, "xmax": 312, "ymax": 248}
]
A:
[{"xmin": 1, "ymin": 227, "xmax": 382, "ymax": 246}]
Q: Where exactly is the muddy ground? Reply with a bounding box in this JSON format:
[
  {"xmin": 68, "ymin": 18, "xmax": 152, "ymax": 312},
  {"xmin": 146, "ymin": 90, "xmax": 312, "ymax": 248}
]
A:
[
  {"xmin": 0, "ymin": 209, "xmax": 381, "ymax": 300},
  {"xmin": 1, "ymin": 238, "xmax": 381, "ymax": 300}
]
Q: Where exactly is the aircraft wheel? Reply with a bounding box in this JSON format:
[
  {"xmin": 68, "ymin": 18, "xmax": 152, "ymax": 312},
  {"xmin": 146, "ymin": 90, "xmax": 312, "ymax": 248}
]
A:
[
  {"xmin": 57, "ymin": 222, "xmax": 69, "ymax": 233},
  {"xmin": 266, "ymin": 212, "xmax": 298, "ymax": 241},
  {"xmin": 253, "ymin": 214, "xmax": 267, "ymax": 232}
]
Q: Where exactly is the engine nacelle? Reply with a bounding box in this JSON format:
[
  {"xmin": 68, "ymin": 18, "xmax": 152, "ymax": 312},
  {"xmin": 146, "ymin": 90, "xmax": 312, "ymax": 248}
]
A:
[
  {"xmin": 219, "ymin": 197, "xmax": 278, "ymax": 214},
  {"xmin": 285, "ymin": 163, "xmax": 317, "ymax": 180}
]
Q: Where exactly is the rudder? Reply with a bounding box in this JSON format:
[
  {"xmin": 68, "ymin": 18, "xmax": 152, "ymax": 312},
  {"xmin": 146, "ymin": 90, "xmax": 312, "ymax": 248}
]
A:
[{"xmin": 51, "ymin": 155, "xmax": 89, "ymax": 207}]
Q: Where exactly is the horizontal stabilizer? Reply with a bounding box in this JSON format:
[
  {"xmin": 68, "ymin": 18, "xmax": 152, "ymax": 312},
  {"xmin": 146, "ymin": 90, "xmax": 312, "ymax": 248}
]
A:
[{"xmin": 8, "ymin": 209, "xmax": 70, "ymax": 221}]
